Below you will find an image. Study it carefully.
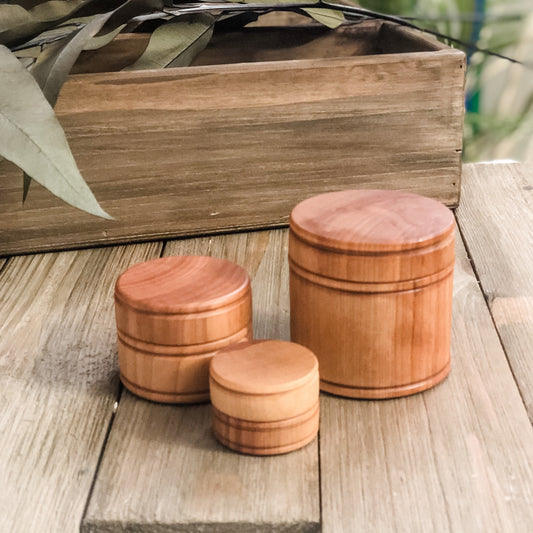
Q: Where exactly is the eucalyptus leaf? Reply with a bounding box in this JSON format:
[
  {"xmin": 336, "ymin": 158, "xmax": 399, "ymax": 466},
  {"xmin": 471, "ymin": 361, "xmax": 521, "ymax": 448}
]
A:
[
  {"xmin": 96, "ymin": 0, "xmax": 163, "ymax": 36},
  {"xmin": 239, "ymin": 0, "xmax": 344, "ymax": 28},
  {"xmin": 0, "ymin": 45, "xmax": 111, "ymax": 218},
  {"xmin": 81, "ymin": 0, "xmax": 164, "ymax": 49},
  {"xmin": 0, "ymin": 0, "xmax": 92, "ymax": 47},
  {"xmin": 32, "ymin": 13, "xmax": 111, "ymax": 106},
  {"xmin": 123, "ymin": 13, "xmax": 216, "ymax": 70},
  {"xmin": 29, "ymin": 0, "xmax": 88, "ymax": 22},
  {"xmin": 0, "ymin": 5, "xmax": 33, "ymax": 33},
  {"xmin": 303, "ymin": 7, "xmax": 345, "ymax": 29},
  {"xmin": 83, "ymin": 23, "xmax": 125, "ymax": 50}
]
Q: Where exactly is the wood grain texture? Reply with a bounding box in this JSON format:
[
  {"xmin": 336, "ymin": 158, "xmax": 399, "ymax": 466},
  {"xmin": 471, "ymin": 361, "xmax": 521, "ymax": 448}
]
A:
[
  {"xmin": 456, "ymin": 162, "xmax": 533, "ymax": 419},
  {"xmin": 82, "ymin": 230, "xmax": 320, "ymax": 532},
  {"xmin": 212, "ymin": 403, "xmax": 319, "ymax": 456},
  {"xmin": 289, "ymin": 190, "xmax": 455, "ymax": 398},
  {"xmin": 209, "ymin": 341, "xmax": 319, "ymax": 453},
  {"xmin": 0, "ymin": 242, "xmax": 162, "ymax": 533},
  {"xmin": 118, "ymin": 324, "xmax": 251, "ymax": 404},
  {"xmin": 0, "ymin": 22, "xmax": 464, "ymax": 257},
  {"xmin": 115, "ymin": 256, "xmax": 252, "ymax": 403},
  {"xmin": 320, "ymin": 234, "xmax": 533, "ymax": 533}
]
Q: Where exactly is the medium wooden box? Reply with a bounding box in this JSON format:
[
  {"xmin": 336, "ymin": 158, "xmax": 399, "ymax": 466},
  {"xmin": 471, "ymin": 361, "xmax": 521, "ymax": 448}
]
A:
[{"xmin": 0, "ymin": 21, "xmax": 465, "ymax": 256}]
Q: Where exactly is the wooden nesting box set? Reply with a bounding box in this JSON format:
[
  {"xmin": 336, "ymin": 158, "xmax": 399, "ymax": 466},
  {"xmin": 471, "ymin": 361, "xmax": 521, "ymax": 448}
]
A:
[{"xmin": 115, "ymin": 190, "xmax": 455, "ymax": 455}]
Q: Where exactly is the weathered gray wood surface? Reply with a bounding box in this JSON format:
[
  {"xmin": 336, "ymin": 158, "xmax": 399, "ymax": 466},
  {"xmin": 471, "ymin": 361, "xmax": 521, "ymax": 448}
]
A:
[
  {"xmin": 82, "ymin": 230, "xmax": 320, "ymax": 533},
  {"xmin": 320, "ymin": 236, "xmax": 533, "ymax": 533},
  {"xmin": 456, "ymin": 162, "xmax": 533, "ymax": 420},
  {"xmin": 2, "ymin": 163, "xmax": 533, "ymax": 532},
  {"xmin": 0, "ymin": 243, "xmax": 162, "ymax": 533}
]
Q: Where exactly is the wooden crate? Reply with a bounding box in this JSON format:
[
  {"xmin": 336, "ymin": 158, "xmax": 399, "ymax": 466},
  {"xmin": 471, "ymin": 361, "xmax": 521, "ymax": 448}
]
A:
[{"xmin": 0, "ymin": 21, "xmax": 465, "ymax": 256}]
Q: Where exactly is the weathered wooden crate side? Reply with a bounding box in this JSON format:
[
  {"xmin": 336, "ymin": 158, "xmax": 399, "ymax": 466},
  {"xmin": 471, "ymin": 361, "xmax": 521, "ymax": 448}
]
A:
[{"xmin": 0, "ymin": 23, "xmax": 465, "ymax": 256}]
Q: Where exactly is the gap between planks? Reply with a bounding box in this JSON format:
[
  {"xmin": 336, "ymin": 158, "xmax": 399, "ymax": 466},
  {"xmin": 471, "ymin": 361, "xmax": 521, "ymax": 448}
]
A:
[
  {"xmin": 456, "ymin": 162, "xmax": 533, "ymax": 421},
  {"xmin": 320, "ymin": 232, "xmax": 533, "ymax": 533},
  {"xmin": 82, "ymin": 230, "xmax": 320, "ymax": 533},
  {"xmin": 81, "ymin": 241, "xmax": 168, "ymax": 529},
  {"xmin": 0, "ymin": 242, "xmax": 164, "ymax": 533},
  {"xmin": 454, "ymin": 214, "xmax": 531, "ymax": 420}
]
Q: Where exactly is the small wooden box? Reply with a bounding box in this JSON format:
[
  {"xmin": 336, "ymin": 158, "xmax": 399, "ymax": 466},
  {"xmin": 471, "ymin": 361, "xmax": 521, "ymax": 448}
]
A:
[
  {"xmin": 210, "ymin": 340, "xmax": 319, "ymax": 455},
  {"xmin": 289, "ymin": 189, "xmax": 455, "ymax": 398},
  {"xmin": 0, "ymin": 21, "xmax": 465, "ymax": 256},
  {"xmin": 115, "ymin": 256, "xmax": 252, "ymax": 403}
]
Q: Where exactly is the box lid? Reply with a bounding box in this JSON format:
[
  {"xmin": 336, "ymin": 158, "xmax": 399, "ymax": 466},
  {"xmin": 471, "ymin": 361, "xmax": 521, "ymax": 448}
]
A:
[
  {"xmin": 210, "ymin": 340, "xmax": 319, "ymax": 422},
  {"xmin": 289, "ymin": 189, "xmax": 455, "ymax": 285},
  {"xmin": 115, "ymin": 256, "xmax": 250, "ymax": 313},
  {"xmin": 115, "ymin": 256, "xmax": 251, "ymax": 345}
]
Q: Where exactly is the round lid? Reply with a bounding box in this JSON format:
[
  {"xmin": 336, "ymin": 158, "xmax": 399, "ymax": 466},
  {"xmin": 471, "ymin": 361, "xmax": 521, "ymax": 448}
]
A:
[
  {"xmin": 290, "ymin": 189, "xmax": 455, "ymax": 253},
  {"xmin": 115, "ymin": 256, "xmax": 250, "ymax": 314},
  {"xmin": 210, "ymin": 340, "xmax": 318, "ymax": 395}
]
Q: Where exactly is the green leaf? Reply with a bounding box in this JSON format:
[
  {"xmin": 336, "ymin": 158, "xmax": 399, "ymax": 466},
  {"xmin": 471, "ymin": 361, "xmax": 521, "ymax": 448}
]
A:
[
  {"xmin": 0, "ymin": 45, "xmax": 111, "ymax": 219},
  {"xmin": 123, "ymin": 13, "xmax": 216, "ymax": 70}
]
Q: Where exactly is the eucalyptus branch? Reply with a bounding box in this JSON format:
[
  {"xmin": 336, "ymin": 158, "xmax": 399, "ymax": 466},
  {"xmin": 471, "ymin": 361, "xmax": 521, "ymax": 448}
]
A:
[
  {"xmin": 9, "ymin": 1, "xmax": 530, "ymax": 67},
  {"xmin": 134, "ymin": 1, "xmax": 529, "ymax": 67}
]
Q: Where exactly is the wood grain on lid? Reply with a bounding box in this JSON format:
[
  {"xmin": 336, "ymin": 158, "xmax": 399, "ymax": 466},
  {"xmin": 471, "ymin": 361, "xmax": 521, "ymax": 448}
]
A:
[
  {"xmin": 114, "ymin": 256, "xmax": 250, "ymax": 314},
  {"xmin": 210, "ymin": 340, "xmax": 318, "ymax": 395},
  {"xmin": 289, "ymin": 189, "xmax": 455, "ymax": 253}
]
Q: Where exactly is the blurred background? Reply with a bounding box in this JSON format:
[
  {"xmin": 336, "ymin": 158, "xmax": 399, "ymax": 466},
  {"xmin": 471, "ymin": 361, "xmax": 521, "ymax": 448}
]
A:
[{"xmin": 358, "ymin": 0, "xmax": 532, "ymax": 162}]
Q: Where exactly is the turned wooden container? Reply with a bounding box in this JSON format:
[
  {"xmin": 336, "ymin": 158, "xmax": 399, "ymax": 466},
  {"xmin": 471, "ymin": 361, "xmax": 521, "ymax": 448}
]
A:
[
  {"xmin": 210, "ymin": 340, "xmax": 319, "ymax": 455},
  {"xmin": 115, "ymin": 256, "xmax": 252, "ymax": 403},
  {"xmin": 289, "ymin": 189, "xmax": 455, "ymax": 399}
]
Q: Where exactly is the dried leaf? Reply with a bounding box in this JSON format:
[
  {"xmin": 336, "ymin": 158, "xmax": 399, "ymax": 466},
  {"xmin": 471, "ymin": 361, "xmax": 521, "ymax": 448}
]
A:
[
  {"xmin": 0, "ymin": 46, "xmax": 111, "ymax": 218},
  {"xmin": 239, "ymin": 0, "xmax": 344, "ymax": 28},
  {"xmin": 304, "ymin": 8, "xmax": 345, "ymax": 29},
  {"xmin": 96, "ymin": 0, "xmax": 163, "ymax": 36},
  {"xmin": 83, "ymin": 23, "xmax": 125, "ymax": 50},
  {"xmin": 0, "ymin": 5, "xmax": 33, "ymax": 33},
  {"xmin": 15, "ymin": 44, "xmax": 41, "ymax": 70},
  {"xmin": 0, "ymin": 0, "xmax": 91, "ymax": 47},
  {"xmin": 123, "ymin": 13, "xmax": 216, "ymax": 70},
  {"xmin": 29, "ymin": 0, "xmax": 88, "ymax": 22},
  {"xmin": 82, "ymin": 0, "xmax": 164, "ymax": 49},
  {"xmin": 32, "ymin": 13, "xmax": 111, "ymax": 106}
]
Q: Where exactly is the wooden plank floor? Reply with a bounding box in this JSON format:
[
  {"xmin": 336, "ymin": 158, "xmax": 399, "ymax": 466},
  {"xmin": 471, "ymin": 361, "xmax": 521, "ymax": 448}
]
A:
[
  {"xmin": 83, "ymin": 231, "xmax": 320, "ymax": 532},
  {"xmin": 1, "ymin": 163, "xmax": 532, "ymax": 532},
  {"xmin": 456, "ymin": 162, "xmax": 533, "ymax": 420}
]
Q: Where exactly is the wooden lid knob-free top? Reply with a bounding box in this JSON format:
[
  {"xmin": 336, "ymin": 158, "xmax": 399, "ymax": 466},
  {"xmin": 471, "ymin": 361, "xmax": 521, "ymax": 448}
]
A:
[
  {"xmin": 115, "ymin": 256, "xmax": 252, "ymax": 345},
  {"xmin": 210, "ymin": 340, "xmax": 319, "ymax": 422},
  {"xmin": 289, "ymin": 189, "xmax": 455, "ymax": 285}
]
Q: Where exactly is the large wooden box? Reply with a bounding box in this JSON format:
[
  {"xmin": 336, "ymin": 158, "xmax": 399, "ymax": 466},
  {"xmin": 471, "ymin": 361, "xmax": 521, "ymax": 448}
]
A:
[{"xmin": 0, "ymin": 21, "xmax": 465, "ymax": 256}]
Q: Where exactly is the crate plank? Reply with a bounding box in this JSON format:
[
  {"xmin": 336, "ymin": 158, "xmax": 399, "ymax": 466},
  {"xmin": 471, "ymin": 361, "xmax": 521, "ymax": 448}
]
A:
[
  {"xmin": 0, "ymin": 242, "xmax": 162, "ymax": 533},
  {"xmin": 0, "ymin": 23, "xmax": 464, "ymax": 257},
  {"xmin": 456, "ymin": 162, "xmax": 533, "ymax": 419},
  {"xmin": 82, "ymin": 230, "xmax": 320, "ymax": 532},
  {"xmin": 320, "ymin": 234, "xmax": 533, "ymax": 533}
]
